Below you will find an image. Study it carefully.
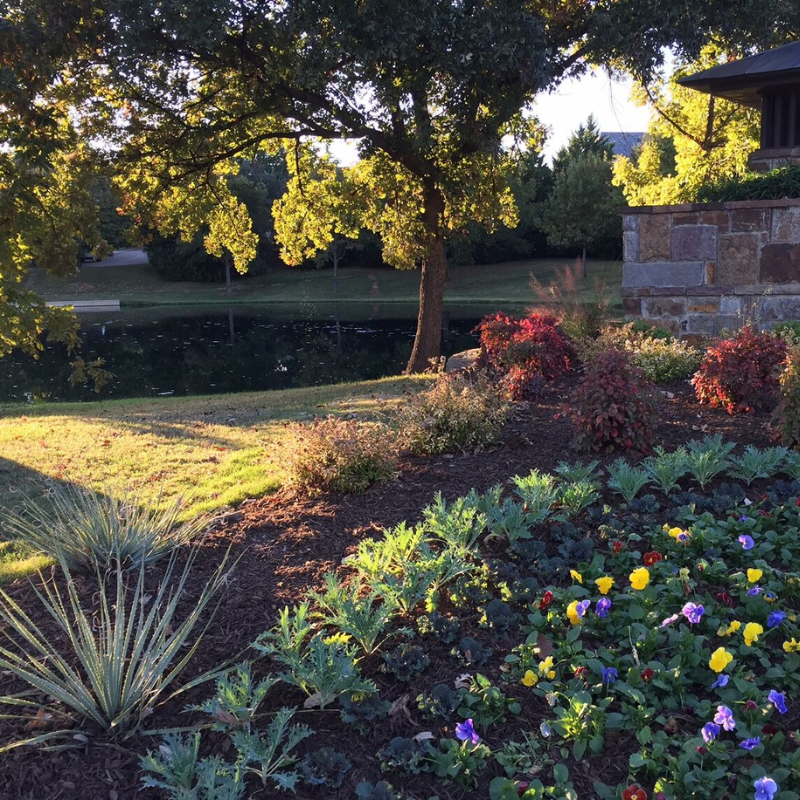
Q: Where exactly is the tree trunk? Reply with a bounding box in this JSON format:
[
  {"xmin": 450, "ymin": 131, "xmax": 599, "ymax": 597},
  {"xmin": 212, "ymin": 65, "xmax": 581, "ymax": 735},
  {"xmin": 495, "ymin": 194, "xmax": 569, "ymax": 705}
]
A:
[
  {"xmin": 406, "ymin": 181, "xmax": 447, "ymax": 374},
  {"xmin": 333, "ymin": 248, "xmax": 339, "ymax": 295},
  {"xmin": 581, "ymin": 245, "xmax": 587, "ymax": 279}
]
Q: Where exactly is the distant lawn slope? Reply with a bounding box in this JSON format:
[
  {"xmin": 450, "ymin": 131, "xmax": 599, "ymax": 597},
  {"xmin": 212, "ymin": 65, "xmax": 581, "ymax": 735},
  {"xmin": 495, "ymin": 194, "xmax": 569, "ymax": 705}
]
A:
[
  {"xmin": 0, "ymin": 375, "xmax": 431, "ymax": 583},
  {"xmin": 25, "ymin": 258, "xmax": 622, "ymax": 308}
]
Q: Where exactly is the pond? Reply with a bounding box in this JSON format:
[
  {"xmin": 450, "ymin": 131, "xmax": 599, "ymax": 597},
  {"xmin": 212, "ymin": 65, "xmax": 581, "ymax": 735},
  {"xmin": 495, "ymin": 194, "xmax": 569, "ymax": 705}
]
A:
[{"xmin": 0, "ymin": 302, "xmax": 523, "ymax": 403}]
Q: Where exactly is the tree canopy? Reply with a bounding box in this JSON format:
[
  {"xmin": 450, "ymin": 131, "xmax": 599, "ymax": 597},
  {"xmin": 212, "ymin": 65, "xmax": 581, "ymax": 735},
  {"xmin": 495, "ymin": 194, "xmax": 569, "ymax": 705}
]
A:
[
  {"xmin": 613, "ymin": 47, "xmax": 761, "ymax": 205},
  {"xmin": 3, "ymin": 0, "xmax": 800, "ymax": 370}
]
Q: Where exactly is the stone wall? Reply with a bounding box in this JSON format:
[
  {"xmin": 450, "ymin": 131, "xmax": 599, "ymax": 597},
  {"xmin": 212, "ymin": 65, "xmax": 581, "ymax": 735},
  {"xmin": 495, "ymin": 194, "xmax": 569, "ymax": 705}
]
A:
[{"xmin": 622, "ymin": 198, "xmax": 800, "ymax": 341}]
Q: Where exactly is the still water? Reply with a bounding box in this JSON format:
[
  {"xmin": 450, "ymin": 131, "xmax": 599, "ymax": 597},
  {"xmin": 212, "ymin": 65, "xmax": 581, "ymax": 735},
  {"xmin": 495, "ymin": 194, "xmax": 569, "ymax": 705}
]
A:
[{"xmin": 0, "ymin": 303, "xmax": 508, "ymax": 403}]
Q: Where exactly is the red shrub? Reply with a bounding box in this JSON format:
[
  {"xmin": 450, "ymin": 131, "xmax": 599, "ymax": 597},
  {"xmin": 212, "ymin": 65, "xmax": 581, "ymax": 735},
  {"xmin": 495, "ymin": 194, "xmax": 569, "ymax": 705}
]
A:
[
  {"xmin": 475, "ymin": 311, "xmax": 575, "ymax": 399},
  {"xmin": 558, "ymin": 348, "xmax": 658, "ymax": 453},
  {"xmin": 691, "ymin": 327, "xmax": 787, "ymax": 414}
]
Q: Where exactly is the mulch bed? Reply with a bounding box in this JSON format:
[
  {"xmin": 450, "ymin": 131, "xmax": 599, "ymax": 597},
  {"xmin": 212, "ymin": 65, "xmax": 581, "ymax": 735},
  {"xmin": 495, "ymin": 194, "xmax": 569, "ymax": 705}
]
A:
[{"xmin": 0, "ymin": 376, "xmax": 778, "ymax": 800}]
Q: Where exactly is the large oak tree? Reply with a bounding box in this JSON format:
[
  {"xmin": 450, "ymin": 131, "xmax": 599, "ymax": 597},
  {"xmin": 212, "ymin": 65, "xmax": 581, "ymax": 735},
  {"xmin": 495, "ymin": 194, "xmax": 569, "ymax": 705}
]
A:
[{"xmin": 3, "ymin": 0, "xmax": 800, "ymax": 371}]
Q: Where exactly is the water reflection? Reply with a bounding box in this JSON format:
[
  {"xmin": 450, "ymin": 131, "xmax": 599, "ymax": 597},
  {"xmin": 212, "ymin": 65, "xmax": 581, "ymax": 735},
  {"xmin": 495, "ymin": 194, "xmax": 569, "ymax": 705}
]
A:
[{"xmin": 0, "ymin": 303, "xmax": 494, "ymax": 403}]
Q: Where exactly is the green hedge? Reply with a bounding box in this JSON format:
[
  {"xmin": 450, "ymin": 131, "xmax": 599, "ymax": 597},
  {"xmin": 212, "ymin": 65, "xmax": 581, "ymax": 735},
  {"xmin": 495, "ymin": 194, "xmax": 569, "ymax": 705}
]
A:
[{"xmin": 697, "ymin": 165, "xmax": 800, "ymax": 202}]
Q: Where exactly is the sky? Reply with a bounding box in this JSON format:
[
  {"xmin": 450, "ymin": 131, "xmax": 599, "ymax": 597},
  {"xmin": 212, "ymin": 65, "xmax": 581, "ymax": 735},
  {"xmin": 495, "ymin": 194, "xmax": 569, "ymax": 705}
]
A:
[
  {"xmin": 330, "ymin": 67, "xmax": 654, "ymax": 166},
  {"xmin": 534, "ymin": 68, "xmax": 653, "ymax": 161}
]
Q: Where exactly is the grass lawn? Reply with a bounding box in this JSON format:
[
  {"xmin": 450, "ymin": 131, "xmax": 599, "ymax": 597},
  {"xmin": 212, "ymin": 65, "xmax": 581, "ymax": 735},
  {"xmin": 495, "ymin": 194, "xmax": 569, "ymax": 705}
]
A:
[
  {"xmin": 0, "ymin": 375, "xmax": 431, "ymax": 583},
  {"xmin": 25, "ymin": 257, "xmax": 622, "ymax": 309}
]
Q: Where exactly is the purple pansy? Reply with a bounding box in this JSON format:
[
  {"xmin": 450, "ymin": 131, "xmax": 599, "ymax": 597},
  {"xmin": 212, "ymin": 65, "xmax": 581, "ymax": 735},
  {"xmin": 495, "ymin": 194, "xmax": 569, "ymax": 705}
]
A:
[
  {"xmin": 601, "ymin": 667, "xmax": 618, "ymax": 685},
  {"xmin": 596, "ymin": 598, "xmax": 612, "ymax": 619},
  {"xmin": 739, "ymin": 737, "xmax": 761, "ymax": 750},
  {"xmin": 754, "ymin": 777, "xmax": 779, "ymax": 800},
  {"xmin": 768, "ymin": 690, "xmax": 788, "ymax": 715},
  {"xmin": 455, "ymin": 718, "xmax": 479, "ymax": 744},
  {"xmin": 767, "ymin": 611, "xmax": 786, "ymax": 629},
  {"xmin": 575, "ymin": 599, "xmax": 591, "ymax": 619},
  {"xmin": 738, "ymin": 535, "xmax": 755, "ymax": 550},
  {"xmin": 701, "ymin": 722, "xmax": 720, "ymax": 743},
  {"xmin": 748, "ymin": 586, "xmax": 764, "ymax": 596},
  {"xmin": 682, "ymin": 602, "xmax": 705, "ymax": 624},
  {"xmin": 660, "ymin": 614, "xmax": 680, "ymax": 628},
  {"xmin": 714, "ymin": 705, "xmax": 736, "ymax": 731},
  {"xmin": 711, "ymin": 674, "xmax": 730, "ymax": 689}
]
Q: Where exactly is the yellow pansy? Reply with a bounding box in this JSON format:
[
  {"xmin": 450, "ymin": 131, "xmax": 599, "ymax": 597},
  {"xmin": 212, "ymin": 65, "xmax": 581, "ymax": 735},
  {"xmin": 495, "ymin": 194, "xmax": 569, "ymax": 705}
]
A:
[
  {"xmin": 570, "ymin": 570, "xmax": 583, "ymax": 584},
  {"xmin": 566, "ymin": 600, "xmax": 587, "ymax": 625},
  {"xmin": 539, "ymin": 656, "xmax": 556, "ymax": 679},
  {"xmin": 667, "ymin": 526, "xmax": 688, "ymax": 539},
  {"xmin": 747, "ymin": 568, "xmax": 763, "ymax": 584},
  {"xmin": 595, "ymin": 576, "xmax": 614, "ymax": 595},
  {"xmin": 718, "ymin": 620, "xmax": 742, "ymax": 637},
  {"xmin": 743, "ymin": 622, "xmax": 764, "ymax": 647},
  {"xmin": 783, "ymin": 638, "xmax": 800, "ymax": 653},
  {"xmin": 629, "ymin": 567, "xmax": 650, "ymax": 591},
  {"xmin": 709, "ymin": 647, "xmax": 733, "ymax": 673},
  {"xmin": 522, "ymin": 670, "xmax": 538, "ymax": 687}
]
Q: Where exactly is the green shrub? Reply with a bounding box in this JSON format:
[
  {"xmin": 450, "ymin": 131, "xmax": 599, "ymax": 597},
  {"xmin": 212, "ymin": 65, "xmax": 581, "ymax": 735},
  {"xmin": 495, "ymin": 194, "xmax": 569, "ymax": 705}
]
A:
[
  {"xmin": 697, "ymin": 165, "xmax": 800, "ymax": 202},
  {"xmin": 773, "ymin": 320, "xmax": 800, "ymax": 346},
  {"xmin": 578, "ymin": 323, "xmax": 701, "ymax": 383},
  {"xmin": 558, "ymin": 348, "xmax": 659, "ymax": 453},
  {"xmin": 0, "ymin": 550, "xmax": 229, "ymax": 740},
  {"xmin": 397, "ymin": 374, "xmax": 509, "ymax": 455},
  {"xmin": 0, "ymin": 484, "xmax": 210, "ymax": 571},
  {"xmin": 772, "ymin": 344, "xmax": 800, "ymax": 447},
  {"xmin": 285, "ymin": 417, "xmax": 398, "ymax": 493}
]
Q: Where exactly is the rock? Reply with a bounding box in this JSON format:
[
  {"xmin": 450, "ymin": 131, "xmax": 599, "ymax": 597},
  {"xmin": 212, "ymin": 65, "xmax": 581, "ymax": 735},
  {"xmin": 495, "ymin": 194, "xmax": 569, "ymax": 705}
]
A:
[{"xmin": 445, "ymin": 348, "xmax": 480, "ymax": 373}]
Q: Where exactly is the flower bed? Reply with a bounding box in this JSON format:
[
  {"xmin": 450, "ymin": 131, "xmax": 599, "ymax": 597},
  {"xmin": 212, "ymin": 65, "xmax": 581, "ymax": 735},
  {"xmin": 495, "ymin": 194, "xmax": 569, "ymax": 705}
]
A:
[{"xmin": 129, "ymin": 443, "xmax": 800, "ymax": 800}]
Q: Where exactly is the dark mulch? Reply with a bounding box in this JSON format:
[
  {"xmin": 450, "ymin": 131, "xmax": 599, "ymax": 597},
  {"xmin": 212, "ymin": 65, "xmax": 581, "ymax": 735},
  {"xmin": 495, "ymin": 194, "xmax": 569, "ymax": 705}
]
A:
[{"xmin": 0, "ymin": 377, "xmax": 777, "ymax": 800}]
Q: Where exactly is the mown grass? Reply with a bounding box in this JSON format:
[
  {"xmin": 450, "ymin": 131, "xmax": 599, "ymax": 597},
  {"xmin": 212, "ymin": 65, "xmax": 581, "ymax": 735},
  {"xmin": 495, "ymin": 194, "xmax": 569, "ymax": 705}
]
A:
[
  {"xmin": 0, "ymin": 375, "xmax": 432, "ymax": 583},
  {"xmin": 25, "ymin": 258, "xmax": 622, "ymax": 308}
]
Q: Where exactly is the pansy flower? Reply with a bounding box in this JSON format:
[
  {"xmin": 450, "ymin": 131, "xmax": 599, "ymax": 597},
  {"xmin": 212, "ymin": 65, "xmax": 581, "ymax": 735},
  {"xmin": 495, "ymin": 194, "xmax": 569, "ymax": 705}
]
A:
[
  {"xmin": 538, "ymin": 656, "xmax": 556, "ymax": 679},
  {"xmin": 621, "ymin": 785, "xmax": 647, "ymax": 800},
  {"xmin": 660, "ymin": 614, "xmax": 680, "ymax": 628},
  {"xmin": 738, "ymin": 534, "xmax": 755, "ymax": 551},
  {"xmin": 539, "ymin": 591, "xmax": 554, "ymax": 609},
  {"xmin": 709, "ymin": 647, "xmax": 733, "ymax": 673},
  {"xmin": 783, "ymin": 637, "xmax": 800, "ymax": 653},
  {"xmin": 747, "ymin": 586, "xmax": 764, "ymax": 596},
  {"xmin": 767, "ymin": 610, "xmax": 786, "ymax": 629},
  {"xmin": 713, "ymin": 705, "xmax": 736, "ymax": 731},
  {"xmin": 747, "ymin": 568, "xmax": 763, "ymax": 583},
  {"xmin": 720, "ymin": 620, "xmax": 741, "ymax": 636},
  {"xmin": 566, "ymin": 599, "xmax": 590, "ymax": 625},
  {"xmin": 612, "ymin": 540, "xmax": 624, "ymax": 554},
  {"xmin": 596, "ymin": 598, "xmax": 612, "ymax": 619},
  {"xmin": 701, "ymin": 722, "xmax": 720, "ymax": 743},
  {"xmin": 595, "ymin": 576, "xmax": 614, "ymax": 595},
  {"xmin": 521, "ymin": 670, "xmax": 538, "ymax": 687},
  {"xmin": 455, "ymin": 718, "xmax": 480, "ymax": 744},
  {"xmin": 682, "ymin": 602, "xmax": 705, "ymax": 624},
  {"xmin": 739, "ymin": 737, "xmax": 761, "ymax": 750},
  {"xmin": 754, "ymin": 777, "xmax": 778, "ymax": 800},
  {"xmin": 640, "ymin": 668, "xmax": 654, "ymax": 682},
  {"xmin": 643, "ymin": 551, "xmax": 662, "ymax": 566},
  {"xmin": 601, "ymin": 666, "xmax": 618, "ymax": 685},
  {"xmin": 743, "ymin": 622, "xmax": 764, "ymax": 647},
  {"xmin": 711, "ymin": 674, "xmax": 729, "ymax": 689},
  {"xmin": 768, "ymin": 690, "xmax": 788, "ymax": 715},
  {"xmin": 570, "ymin": 569, "xmax": 583, "ymax": 584},
  {"xmin": 629, "ymin": 567, "xmax": 650, "ymax": 590}
]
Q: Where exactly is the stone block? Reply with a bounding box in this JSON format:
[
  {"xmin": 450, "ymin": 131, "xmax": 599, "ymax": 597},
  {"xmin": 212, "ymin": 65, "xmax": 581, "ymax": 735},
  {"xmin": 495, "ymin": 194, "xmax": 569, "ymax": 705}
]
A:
[
  {"xmin": 771, "ymin": 207, "xmax": 800, "ymax": 242},
  {"xmin": 686, "ymin": 297, "xmax": 719, "ymax": 314},
  {"xmin": 642, "ymin": 297, "xmax": 687, "ymax": 317},
  {"xmin": 673, "ymin": 212, "xmax": 700, "ymax": 225},
  {"xmin": 683, "ymin": 315, "xmax": 717, "ymax": 335},
  {"xmin": 651, "ymin": 286, "xmax": 687, "ymax": 296},
  {"xmin": 699, "ymin": 210, "xmax": 730, "ymax": 229},
  {"xmin": 730, "ymin": 208, "xmax": 770, "ymax": 233},
  {"xmin": 622, "ymin": 214, "xmax": 639, "ymax": 233},
  {"xmin": 622, "ymin": 262, "xmax": 705, "ymax": 288},
  {"xmin": 671, "ymin": 225, "xmax": 717, "ymax": 261},
  {"xmin": 760, "ymin": 243, "xmax": 800, "ymax": 283},
  {"xmin": 681, "ymin": 333, "xmax": 709, "ymax": 347},
  {"xmin": 716, "ymin": 233, "xmax": 760, "ymax": 285},
  {"xmin": 622, "ymin": 297, "xmax": 642, "ymax": 315},
  {"xmin": 719, "ymin": 295, "xmax": 744, "ymax": 316},
  {"xmin": 705, "ymin": 261, "xmax": 716, "ymax": 284},
  {"xmin": 623, "ymin": 230, "xmax": 639, "ymax": 263},
  {"xmin": 639, "ymin": 214, "xmax": 672, "ymax": 262},
  {"xmin": 759, "ymin": 296, "xmax": 800, "ymax": 322}
]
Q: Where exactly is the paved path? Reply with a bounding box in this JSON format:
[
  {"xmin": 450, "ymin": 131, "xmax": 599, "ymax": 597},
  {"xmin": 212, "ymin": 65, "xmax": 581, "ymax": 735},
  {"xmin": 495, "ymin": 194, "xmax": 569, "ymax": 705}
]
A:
[{"xmin": 83, "ymin": 248, "xmax": 149, "ymax": 267}]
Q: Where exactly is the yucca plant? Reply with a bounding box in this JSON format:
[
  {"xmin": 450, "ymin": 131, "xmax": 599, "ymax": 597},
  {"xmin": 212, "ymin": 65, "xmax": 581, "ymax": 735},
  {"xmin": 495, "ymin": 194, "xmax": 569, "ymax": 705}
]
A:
[
  {"xmin": 0, "ymin": 484, "xmax": 212, "ymax": 571},
  {"xmin": 0, "ymin": 549, "xmax": 230, "ymax": 746}
]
